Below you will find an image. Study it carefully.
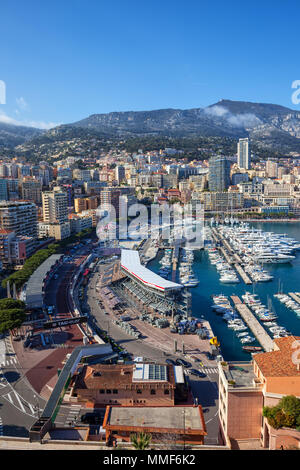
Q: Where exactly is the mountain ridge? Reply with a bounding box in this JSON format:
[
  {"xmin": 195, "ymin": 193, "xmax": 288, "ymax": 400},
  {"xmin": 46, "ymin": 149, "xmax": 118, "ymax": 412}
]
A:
[{"xmin": 1, "ymin": 99, "xmax": 300, "ymax": 155}]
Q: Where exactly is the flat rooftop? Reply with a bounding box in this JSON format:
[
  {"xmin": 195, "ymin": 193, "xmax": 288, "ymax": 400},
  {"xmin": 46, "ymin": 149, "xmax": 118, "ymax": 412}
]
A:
[
  {"xmin": 106, "ymin": 406, "xmax": 206, "ymax": 433},
  {"xmin": 75, "ymin": 363, "xmax": 176, "ymax": 390},
  {"xmin": 25, "ymin": 254, "xmax": 62, "ymax": 308},
  {"xmin": 223, "ymin": 362, "xmax": 259, "ymax": 388}
]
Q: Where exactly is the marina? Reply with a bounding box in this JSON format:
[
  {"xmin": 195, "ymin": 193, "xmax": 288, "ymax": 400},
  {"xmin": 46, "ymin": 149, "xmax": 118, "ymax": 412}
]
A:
[{"xmin": 148, "ymin": 221, "xmax": 300, "ymax": 361}]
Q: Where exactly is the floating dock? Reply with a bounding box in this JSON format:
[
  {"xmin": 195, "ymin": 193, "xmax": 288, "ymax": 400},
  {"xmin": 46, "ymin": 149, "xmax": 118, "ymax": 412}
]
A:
[
  {"xmin": 234, "ymin": 264, "xmax": 252, "ymax": 285},
  {"xmin": 171, "ymin": 243, "xmax": 181, "ymax": 282},
  {"xmin": 211, "ymin": 228, "xmax": 252, "ymax": 285},
  {"xmin": 231, "ymin": 295, "xmax": 274, "ymax": 352},
  {"xmin": 220, "ymin": 247, "xmax": 234, "ymax": 265},
  {"xmin": 289, "ymin": 292, "xmax": 300, "ymax": 305}
]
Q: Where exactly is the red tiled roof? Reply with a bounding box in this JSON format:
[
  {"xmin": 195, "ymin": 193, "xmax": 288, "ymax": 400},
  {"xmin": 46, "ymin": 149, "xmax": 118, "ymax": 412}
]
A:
[{"xmin": 254, "ymin": 335, "xmax": 300, "ymax": 377}]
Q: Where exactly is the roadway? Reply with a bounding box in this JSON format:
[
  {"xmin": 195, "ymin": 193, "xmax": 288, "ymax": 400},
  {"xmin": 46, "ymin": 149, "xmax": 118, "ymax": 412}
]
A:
[
  {"xmin": 85, "ymin": 261, "xmax": 220, "ymax": 445},
  {"xmin": 0, "ymin": 334, "xmax": 44, "ymax": 437},
  {"xmin": 0, "ymin": 245, "xmax": 91, "ymax": 438},
  {"xmin": 0, "ymin": 241, "xmax": 220, "ymax": 444}
]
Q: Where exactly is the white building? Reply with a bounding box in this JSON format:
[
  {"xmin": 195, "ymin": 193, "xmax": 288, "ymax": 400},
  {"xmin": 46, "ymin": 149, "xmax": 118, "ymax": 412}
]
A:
[{"xmin": 237, "ymin": 138, "xmax": 250, "ymax": 170}]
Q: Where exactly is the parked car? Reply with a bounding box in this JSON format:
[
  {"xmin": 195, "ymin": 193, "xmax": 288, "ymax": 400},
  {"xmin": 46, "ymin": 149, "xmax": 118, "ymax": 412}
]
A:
[
  {"xmin": 176, "ymin": 359, "xmax": 192, "ymax": 368},
  {"xmin": 188, "ymin": 369, "xmax": 206, "ymax": 378}
]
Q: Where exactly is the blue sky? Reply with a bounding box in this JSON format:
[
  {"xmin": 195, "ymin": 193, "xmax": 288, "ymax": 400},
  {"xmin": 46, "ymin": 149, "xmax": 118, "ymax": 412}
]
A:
[{"xmin": 0, "ymin": 0, "xmax": 300, "ymax": 128}]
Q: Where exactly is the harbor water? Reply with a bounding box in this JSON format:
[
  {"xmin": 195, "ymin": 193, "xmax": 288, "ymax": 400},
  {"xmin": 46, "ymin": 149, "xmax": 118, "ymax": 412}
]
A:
[{"xmin": 149, "ymin": 222, "xmax": 300, "ymax": 361}]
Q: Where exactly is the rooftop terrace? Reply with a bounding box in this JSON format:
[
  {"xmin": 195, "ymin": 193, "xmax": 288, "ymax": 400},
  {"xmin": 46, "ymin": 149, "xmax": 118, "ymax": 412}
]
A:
[{"xmin": 222, "ymin": 362, "xmax": 262, "ymax": 389}]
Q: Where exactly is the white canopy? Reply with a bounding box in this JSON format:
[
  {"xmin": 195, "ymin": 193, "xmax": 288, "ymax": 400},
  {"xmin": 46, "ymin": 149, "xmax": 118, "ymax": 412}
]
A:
[{"xmin": 121, "ymin": 249, "xmax": 182, "ymax": 292}]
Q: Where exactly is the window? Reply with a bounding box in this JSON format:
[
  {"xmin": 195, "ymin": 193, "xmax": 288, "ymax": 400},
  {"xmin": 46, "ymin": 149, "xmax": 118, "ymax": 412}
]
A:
[
  {"xmin": 164, "ymin": 389, "xmax": 169, "ymax": 395},
  {"xmin": 137, "ymin": 389, "xmax": 142, "ymax": 394},
  {"xmin": 113, "ymin": 389, "xmax": 118, "ymax": 394},
  {"xmin": 106, "ymin": 389, "xmax": 111, "ymax": 394},
  {"xmin": 100, "ymin": 389, "xmax": 105, "ymax": 394},
  {"xmin": 150, "ymin": 389, "xmax": 156, "ymax": 395}
]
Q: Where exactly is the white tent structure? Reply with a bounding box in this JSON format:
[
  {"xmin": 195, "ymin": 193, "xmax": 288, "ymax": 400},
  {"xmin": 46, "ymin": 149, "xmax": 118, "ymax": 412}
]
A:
[{"xmin": 121, "ymin": 249, "xmax": 182, "ymax": 294}]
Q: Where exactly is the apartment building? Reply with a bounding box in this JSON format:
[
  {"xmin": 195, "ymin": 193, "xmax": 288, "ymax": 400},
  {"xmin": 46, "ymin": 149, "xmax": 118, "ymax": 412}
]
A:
[
  {"xmin": 264, "ymin": 183, "xmax": 293, "ymax": 198},
  {"xmin": 237, "ymin": 138, "xmax": 251, "ymax": 170},
  {"xmin": 0, "ymin": 201, "xmax": 38, "ymax": 239},
  {"xmin": 72, "ymin": 169, "xmax": 92, "ymax": 181},
  {"xmin": 74, "ymin": 196, "xmax": 98, "ymax": 213},
  {"xmin": 218, "ymin": 336, "xmax": 300, "ymax": 450},
  {"xmin": 100, "ymin": 188, "xmax": 121, "ymax": 217},
  {"xmin": 202, "ymin": 192, "xmax": 244, "ymax": 211},
  {"xmin": 115, "ymin": 165, "xmax": 126, "ymax": 184},
  {"xmin": 42, "ymin": 188, "xmax": 69, "ymax": 224},
  {"xmin": 0, "ymin": 179, "xmax": 8, "ymax": 201},
  {"xmin": 38, "ymin": 221, "xmax": 70, "ymax": 240},
  {"xmin": 21, "ymin": 178, "xmax": 42, "ymax": 205},
  {"xmin": 0, "ymin": 229, "xmax": 35, "ymax": 265},
  {"xmin": 266, "ymin": 160, "xmax": 278, "ymax": 178},
  {"xmin": 41, "ymin": 188, "xmax": 70, "ymax": 240},
  {"xmin": 231, "ymin": 172, "xmax": 249, "ymax": 185},
  {"xmin": 69, "ymin": 213, "xmax": 93, "ymax": 233}
]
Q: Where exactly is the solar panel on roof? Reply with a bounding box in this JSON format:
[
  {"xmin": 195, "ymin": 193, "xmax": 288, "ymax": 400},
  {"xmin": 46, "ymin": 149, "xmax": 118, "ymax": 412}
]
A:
[{"xmin": 148, "ymin": 364, "xmax": 167, "ymax": 381}]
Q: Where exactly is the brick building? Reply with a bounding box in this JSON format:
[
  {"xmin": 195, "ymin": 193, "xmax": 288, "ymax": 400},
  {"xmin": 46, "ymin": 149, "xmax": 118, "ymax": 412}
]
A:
[
  {"xmin": 218, "ymin": 336, "xmax": 300, "ymax": 449},
  {"xmin": 71, "ymin": 363, "xmax": 188, "ymax": 407}
]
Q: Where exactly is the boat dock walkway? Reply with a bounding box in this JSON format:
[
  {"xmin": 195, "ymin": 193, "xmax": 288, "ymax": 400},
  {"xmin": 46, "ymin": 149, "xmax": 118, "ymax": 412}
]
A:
[
  {"xmin": 211, "ymin": 228, "xmax": 252, "ymax": 284},
  {"xmin": 289, "ymin": 292, "xmax": 300, "ymax": 305},
  {"xmin": 172, "ymin": 243, "xmax": 180, "ymax": 282},
  {"xmin": 220, "ymin": 247, "xmax": 235, "ymax": 265},
  {"xmin": 234, "ymin": 264, "xmax": 252, "ymax": 285},
  {"xmin": 231, "ymin": 295, "xmax": 274, "ymax": 352}
]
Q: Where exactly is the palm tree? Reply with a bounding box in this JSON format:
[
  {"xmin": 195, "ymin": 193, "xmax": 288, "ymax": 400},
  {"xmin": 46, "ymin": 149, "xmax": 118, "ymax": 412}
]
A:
[{"xmin": 130, "ymin": 432, "xmax": 151, "ymax": 450}]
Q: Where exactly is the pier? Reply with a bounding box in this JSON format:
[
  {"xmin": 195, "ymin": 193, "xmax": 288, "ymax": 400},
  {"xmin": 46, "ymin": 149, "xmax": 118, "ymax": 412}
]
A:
[
  {"xmin": 172, "ymin": 243, "xmax": 180, "ymax": 282},
  {"xmin": 231, "ymin": 295, "xmax": 274, "ymax": 352},
  {"xmin": 220, "ymin": 247, "xmax": 234, "ymax": 265},
  {"xmin": 289, "ymin": 292, "xmax": 300, "ymax": 305},
  {"xmin": 234, "ymin": 264, "xmax": 252, "ymax": 285},
  {"xmin": 210, "ymin": 227, "xmax": 252, "ymax": 284}
]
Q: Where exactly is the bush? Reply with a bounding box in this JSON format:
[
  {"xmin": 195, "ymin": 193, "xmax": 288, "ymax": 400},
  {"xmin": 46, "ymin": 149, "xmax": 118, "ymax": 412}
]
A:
[
  {"xmin": 280, "ymin": 395, "xmax": 300, "ymax": 418},
  {"xmin": 263, "ymin": 396, "xmax": 300, "ymax": 430}
]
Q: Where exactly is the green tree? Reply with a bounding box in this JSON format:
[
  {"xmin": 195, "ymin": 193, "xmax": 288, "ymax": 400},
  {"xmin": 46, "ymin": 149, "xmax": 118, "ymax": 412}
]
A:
[
  {"xmin": 1, "ymin": 243, "xmax": 61, "ymax": 290},
  {"xmin": 130, "ymin": 432, "xmax": 151, "ymax": 450},
  {"xmin": 279, "ymin": 395, "xmax": 300, "ymax": 421},
  {"xmin": 0, "ymin": 308, "xmax": 26, "ymax": 335},
  {"xmin": 263, "ymin": 396, "xmax": 300, "ymax": 429},
  {"xmin": 0, "ymin": 299, "xmax": 25, "ymax": 310}
]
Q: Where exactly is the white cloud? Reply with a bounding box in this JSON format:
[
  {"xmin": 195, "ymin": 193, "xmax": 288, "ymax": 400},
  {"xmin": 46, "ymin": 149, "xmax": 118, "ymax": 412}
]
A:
[
  {"xmin": 204, "ymin": 105, "xmax": 261, "ymax": 128},
  {"xmin": 0, "ymin": 111, "xmax": 59, "ymax": 129},
  {"xmin": 227, "ymin": 113, "xmax": 260, "ymax": 128},
  {"xmin": 204, "ymin": 105, "xmax": 228, "ymax": 117}
]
